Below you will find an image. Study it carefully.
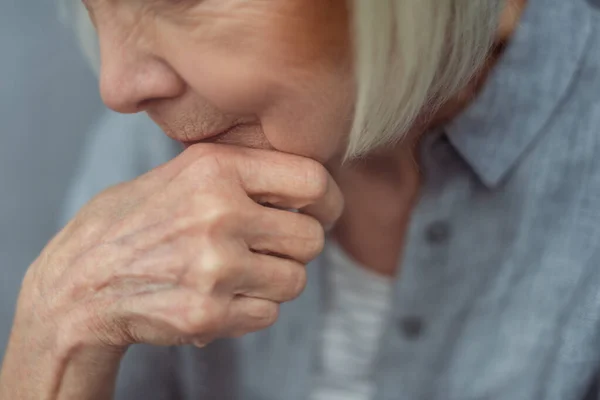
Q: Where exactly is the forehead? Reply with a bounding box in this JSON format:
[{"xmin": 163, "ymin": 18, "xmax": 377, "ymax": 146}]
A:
[
  {"xmin": 73, "ymin": 0, "xmax": 350, "ymax": 72},
  {"xmin": 80, "ymin": 0, "xmax": 347, "ymax": 19},
  {"xmin": 79, "ymin": 0, "xmax": 349, "ymax": 43}
]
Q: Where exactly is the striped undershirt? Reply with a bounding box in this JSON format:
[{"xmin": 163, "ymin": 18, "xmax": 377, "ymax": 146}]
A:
[{"xmin": 310, "ymin": 240, "xmax": 395, "ymax": 400}]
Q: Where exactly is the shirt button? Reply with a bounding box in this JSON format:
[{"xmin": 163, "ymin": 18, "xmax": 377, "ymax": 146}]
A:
[
  {"xmin": 398, "ymin": 316, "xmax": 425, "ymax": 340},
  {"xmin": 425, "ymin": 221, "xmax": 451, "ymax": 244}
]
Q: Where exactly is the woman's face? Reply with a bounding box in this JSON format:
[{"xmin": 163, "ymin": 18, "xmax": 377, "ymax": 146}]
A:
[{"xmin": 87, "ymin": 0, "xmax": 354, "ymax": 163}]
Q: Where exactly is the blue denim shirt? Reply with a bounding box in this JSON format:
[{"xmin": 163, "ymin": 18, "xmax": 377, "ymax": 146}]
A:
[{"xmin": 63, "ymin": 0, "xmax": 600, "ymax": 398}]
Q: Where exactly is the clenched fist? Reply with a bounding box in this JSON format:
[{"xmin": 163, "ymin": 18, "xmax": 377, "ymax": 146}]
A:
[{"xmin": 11, "ymin": 144, "xmax": 343, "ymax": 365}]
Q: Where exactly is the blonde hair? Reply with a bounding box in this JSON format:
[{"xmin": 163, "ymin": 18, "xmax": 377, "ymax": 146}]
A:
[
  {"xmin": 60, "ymin": 0, "xmax": 502, "ymax": 158},
  {"xmin": 348, "ymin": 0, "xmax": 502, "ymax": 158}
]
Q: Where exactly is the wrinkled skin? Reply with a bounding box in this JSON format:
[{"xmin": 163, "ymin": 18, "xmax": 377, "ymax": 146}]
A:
[
  {"xmin": 92, "ymin": 0, "xmax": 354, "ymax": 161},
  {"xmin": 0, "ymin": 0, "xmax": 526, "ymax": 398},
  {"xmin": 1, "ymin": 1, "xmax": 353, "ymax": 398},
  {"xmin": 1, "ymin": 145, "xmax": 343, "ymax": 399},
  {"xmin": 29, "ymin": 144, "xmax": 342, "ymax": 347}
]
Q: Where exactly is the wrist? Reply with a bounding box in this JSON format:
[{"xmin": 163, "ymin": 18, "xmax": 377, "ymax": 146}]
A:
[
  {"xmin": 1, "ymin": 275, "xmax": 125, "ymax": 399},
  {"xmin": 11, "ymin": 291, "xmax": 126, "ymax": 365},
  {"xmin": 1, "ymin": 309, "xmax": 124, "ymax": 400}
]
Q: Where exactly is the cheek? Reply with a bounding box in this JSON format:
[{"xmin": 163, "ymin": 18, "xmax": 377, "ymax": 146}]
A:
[
  {"xmin": 164, "ymin": 41, "xmax": 276, "ymax": 114},
  {"xmin": 168, "ymin": 43, "xmax": 353, "ymax": 162},
  {"xmin": 157, "ymin": 4, "xmax": 306, "ymax": 113},
  {"xmin": 260, "ymin": 71, "xmax": 355, "ymax": 162},
  {"xmin": 156, "ymin": 2, "xmax": 353, "ymax": 162}
]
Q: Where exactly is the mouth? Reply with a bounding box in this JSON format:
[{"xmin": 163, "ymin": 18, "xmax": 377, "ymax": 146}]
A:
[{"xmin": 179, "ymin": 124, "xmax": 243, "ymax": 149}]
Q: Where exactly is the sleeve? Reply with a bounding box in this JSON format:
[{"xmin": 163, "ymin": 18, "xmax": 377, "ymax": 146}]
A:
[{"xmin": 60, "ymin": 111, "xmax": 185, "ymax": 399}]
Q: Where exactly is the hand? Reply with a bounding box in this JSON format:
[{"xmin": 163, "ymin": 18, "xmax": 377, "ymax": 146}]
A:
[{"xmin": 19, "ymin": 144, "xmax": 343, "ymax": 353}]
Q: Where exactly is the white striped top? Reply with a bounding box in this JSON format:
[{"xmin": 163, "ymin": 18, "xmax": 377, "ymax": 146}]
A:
[{"xmin": 310, "ymin": 241, "xmax": 395, "ymax": 400}]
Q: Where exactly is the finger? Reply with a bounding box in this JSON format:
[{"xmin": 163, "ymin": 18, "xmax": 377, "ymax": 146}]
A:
[
  {"xmin": 245, "ymin": 205, "xmax": 325, "ymax": 264},
  {"xmin": 223, "ymin": 296, "xmax": 280, "ymax": 337},
  {"xmin": 150, "ymin": 144, "xmax": 344, "ymax": 227},
  {"xmin": 233, "ymin": 148, "xmax": 345, "ymax": 228},
  {"xmin": 232, "ymin": 252, "xmax": 307, "ymax": 303}
]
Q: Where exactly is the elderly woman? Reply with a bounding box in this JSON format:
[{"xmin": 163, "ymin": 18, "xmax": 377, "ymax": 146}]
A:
[{"xmin": 2, "ymin": 0, "xmax": 600, "ymax": 398}]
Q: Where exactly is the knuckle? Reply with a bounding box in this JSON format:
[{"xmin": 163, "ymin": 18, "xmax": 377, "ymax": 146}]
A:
[
  {"xmin": 304, "ymin": 220, "xmax": 326, "ymax": 259},
  {"xmin": 282, "ymin": 265, "xmax": 307, "ymax": 300},
  {"xmin": 291, "ymin": 268, "xmax": 308, "ymax": 299},
  {"xmin": 182, "ymin": 148, "xmax": 229, "ymax": 180},
  {"xmin": 192, "ymin": 248, "xmax": 231, "ymax": 290},
  {"xmin": 178, "ymin": 296, "xmax": 223, "ymax": 336},
  {"xmin": 262, "ymin": 305, "xmax": 280, "ymax": 327},
  {"xmin": 302, "ymin": 160, "xmax": 329, "ymax": 200},
  {"xmin": 247, "ymin": 301, "xmax": 280, "ymax": 328}
]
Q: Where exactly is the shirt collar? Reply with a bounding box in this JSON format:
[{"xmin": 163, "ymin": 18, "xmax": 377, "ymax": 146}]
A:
[{"xmin": 444, "ymin": 0, "xmax": 593, "ymax": 188}]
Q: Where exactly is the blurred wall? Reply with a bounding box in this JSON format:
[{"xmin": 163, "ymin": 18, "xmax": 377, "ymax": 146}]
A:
[{"xmin": 0, "ymin": 0, "xmax": 104, "ymax": 359}]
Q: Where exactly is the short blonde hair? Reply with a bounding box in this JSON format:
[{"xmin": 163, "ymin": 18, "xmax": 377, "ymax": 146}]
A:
[
  {"xmin": 348, "ymin": 1, "xmax": 502, "ymax": 158},
  {"xmin": 60, "ymin": 0, "xmax": 502, "ymax": 158}
]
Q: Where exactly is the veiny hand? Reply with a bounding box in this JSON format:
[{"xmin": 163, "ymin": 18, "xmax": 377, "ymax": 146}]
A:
[{"xmin": 19, "ymin": 144, "xmax": 343, "ymax": 352}]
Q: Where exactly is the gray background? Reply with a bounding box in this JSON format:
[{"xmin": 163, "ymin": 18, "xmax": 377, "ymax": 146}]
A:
[{"xmin": 0, "ymin": 0, "xmax": 104, "ymax": 360}]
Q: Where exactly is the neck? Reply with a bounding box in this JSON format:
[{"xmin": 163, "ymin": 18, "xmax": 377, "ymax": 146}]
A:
[
  {"xmin": 331, "ymin": 0, "xmax": 528, "ymax": 276},
  {"xmin": 330, "ymin": 144, "xmax": 421, "ymax": 276}
]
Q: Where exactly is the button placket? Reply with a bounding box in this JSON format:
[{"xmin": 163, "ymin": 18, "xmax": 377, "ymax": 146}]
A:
[{"xmin": 372, "ymin": 129, "xmax": 464, "ymax": 400}]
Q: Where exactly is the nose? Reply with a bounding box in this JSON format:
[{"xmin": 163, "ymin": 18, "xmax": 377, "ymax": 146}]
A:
[{"xmin": 98, "ymin": 37, "xmax": 185, "ymax": 114}]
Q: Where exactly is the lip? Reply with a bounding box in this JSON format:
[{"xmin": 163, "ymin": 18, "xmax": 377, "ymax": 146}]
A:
[{"xmin": 179, "ymin": 124, "xmax": 242, "ymax": 148}]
